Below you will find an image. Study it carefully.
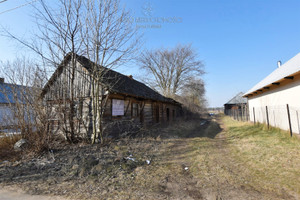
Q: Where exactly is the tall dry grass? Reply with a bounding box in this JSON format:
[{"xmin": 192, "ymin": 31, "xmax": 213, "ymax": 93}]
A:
[{"xmin": 0, "ymin": 134, "xmax": 22, "ymax": 161}]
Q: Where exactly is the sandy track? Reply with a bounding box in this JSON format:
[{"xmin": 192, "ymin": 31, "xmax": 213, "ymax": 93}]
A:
[{"xmin": 0, "ymin": 187, "xmax": 66, "ymax": 200}]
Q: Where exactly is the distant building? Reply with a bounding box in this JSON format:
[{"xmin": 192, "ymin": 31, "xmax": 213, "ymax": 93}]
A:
[
  {"xmin": 0, "ymin": 78, "xmax": 26, "ymax": 130},
  {"xmin": 244, "ymin": 53, "xmax": 300, "ymax": 134},
  {"xmin": 224, "ymin": 92, "xmax": 247, "ymax": 116}
]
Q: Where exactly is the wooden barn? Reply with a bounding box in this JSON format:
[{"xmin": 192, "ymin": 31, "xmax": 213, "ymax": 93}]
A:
[
  {"xmin": 41, "ymin": 53, "xmax": 182, "ymax": 138},
  {"xmin": 224, "ymin": 92, "xmax": 247, "ymax": 115}
]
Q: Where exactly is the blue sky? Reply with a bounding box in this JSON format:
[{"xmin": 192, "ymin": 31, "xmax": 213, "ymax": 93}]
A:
[{"xmin": 1, "ymin": 0, "xmax": 300, "ymax": 107}]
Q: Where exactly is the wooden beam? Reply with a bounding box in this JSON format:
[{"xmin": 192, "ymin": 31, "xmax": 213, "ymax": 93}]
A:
[
  {"xmin": 254, "ymin": 92, "xmax": 257, "ymax": 94},
  {"xmin": 272, "ymin": 82, "xmax": 280, "ymax": 85},
  {"xmin": 124, "ymin": 99, "xmax": 131, "ymax": 116},
  {"xmin": 140, "ymin": 102, "xmax": 145, "ymax": 113},
  {"xmin": 258, "ymin": 90, "xmax": 263, "ymax": 92},
  {"xmin": 284, "ymin": 76, "xmax": 294, "ymax": 80},
  {"xmin": 264, "ymin": 87, "xmax": 270, "ymax": 89}
]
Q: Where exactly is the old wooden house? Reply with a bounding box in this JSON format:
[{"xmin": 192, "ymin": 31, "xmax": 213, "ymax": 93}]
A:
[{"xmin": 41, "ymin": 53, "xmax": 182, "ymax": 138}]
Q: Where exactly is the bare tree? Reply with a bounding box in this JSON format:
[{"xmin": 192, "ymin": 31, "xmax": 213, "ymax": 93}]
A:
[
  {"xmin": 139, "ymin": 44, "xmax": 204, "ymax": 98},
  {"xmin": 180, "ymin": 77, "xmax": 207, "ymax": 113},
  {"xmin": 1, "ymin": 0, "xmax": 140, "ymax": 143},
  {"xmin": 1, "ymin": 0, "xmax": 85, "ymax": 142},
  {"xmin": 0, "ymin": 58, "xmax": 51, "ymax": 151},
  {"xmin": 81, "ymin": 0, "xmax": 140, "ymax": 144}
]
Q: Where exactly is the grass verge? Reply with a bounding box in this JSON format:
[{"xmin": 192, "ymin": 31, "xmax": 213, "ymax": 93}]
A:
[{"xmin": 224, "ymin": 116, "xmax": 300, "ymax": 195}]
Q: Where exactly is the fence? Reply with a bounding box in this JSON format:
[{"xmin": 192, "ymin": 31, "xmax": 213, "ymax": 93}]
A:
[
  {"xmin": 226, "ymin": 105, "xmax": 249, "ymax": 122},
  {"xmin": 249, "ymin": 104, "xmax": 300, "ymax": 136},
  {"xmin": 226, "ymin": 104, "xmax": 300, "ymax": 136}
]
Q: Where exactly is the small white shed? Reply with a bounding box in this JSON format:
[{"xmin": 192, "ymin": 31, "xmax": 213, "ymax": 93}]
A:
[{"xmin": 244, "ymin": 53, "xmax": 300, "ymax": 134}]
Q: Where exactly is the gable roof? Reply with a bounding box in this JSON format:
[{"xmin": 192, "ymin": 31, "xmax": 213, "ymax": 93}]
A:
[
  {"xmin": 42, "ymin": 53, "xmax": 180, "ymax": 104},
  {"xmin": 244, "ymin": 52, "xmax": 300, "ymax": 96},
  {"xmin": 224, "ymin": 92, "xmax": 247, "ymax": 105}
]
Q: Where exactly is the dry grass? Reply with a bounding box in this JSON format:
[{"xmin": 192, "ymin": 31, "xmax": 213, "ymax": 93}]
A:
[
  {"xmin": 0, "ymin": 129, "xmax": 49, "ymax": 162},
  {"xmin": 223, "ymin": 116, "xmax": 300, "ymax": 195},
  {"xmin": 2, "ymin": 116, "xmax": 300, "ymax": 199},
  {"xmin": 0, "ymin": 134, "xmax": 22, "ymax": 161}
]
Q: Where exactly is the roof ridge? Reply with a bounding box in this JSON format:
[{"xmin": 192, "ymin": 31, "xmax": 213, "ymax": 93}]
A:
[
  {"xmin": 244, "ymin": 52, "xmax": 300, "ymax": 96},
  {"xmin": 41, "ymin": 52, "xmax": 179, "ymax": 104},
  {"xmin": 225, "ymin": 92, "xmax": 246, "ymax": 105}
]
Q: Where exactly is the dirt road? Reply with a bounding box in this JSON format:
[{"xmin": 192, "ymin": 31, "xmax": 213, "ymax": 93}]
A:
[
  {"xmin": 156, "ymin": 118, "xmax": 295, "ymax": 199},
  {"xmin": 0, "ymin": 188, "xmax": 65, "ymax": 200},
  {"xmin": 0, "ymin": 117, "xmax": 297, "ymax": 199}
]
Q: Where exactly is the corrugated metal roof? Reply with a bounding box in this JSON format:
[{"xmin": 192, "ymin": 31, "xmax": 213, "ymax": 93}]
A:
[
  {"xmin": 0, "ymin": 83, "xmax": 27, "ymax": 104},
  {"xmin": 244, "ymin": 52, "xmax": 300, "ymax": 96},
  {"xmin": 225, "ymin": 92, "xmax": 247, "ymax": 105}
]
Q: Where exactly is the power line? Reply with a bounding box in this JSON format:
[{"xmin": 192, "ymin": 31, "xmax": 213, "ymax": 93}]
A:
[{"xmin": 0, "ymin": 0, "xmax": 38, "ymax": 15}]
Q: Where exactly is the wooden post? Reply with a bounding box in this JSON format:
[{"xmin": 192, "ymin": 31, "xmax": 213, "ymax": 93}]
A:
[
  {"xmin": 266, "ymin": 106, "xmax": 269, "ymax": 129},
  {"xmin": 253, "ymin": 107, "xmax": 256, "ymax": 124},
  {"xmin": 296, "ymin": 111, "xmax": 300, "ymax": 134},
  {"xmin": 287, "ymin": 104, "xmax": 292, "ymax": 137},
  {"xmin": 242, "ymin": 105, "xmax": 244, "ymax": 121},
  {"xmin": 245, "ymin": 106, "xmax": 248, "ymax": 121},
  {"xmin": 234, "ymin": 109, "xmax": 236, "ymax": 120},
  {"xmin": 242, "ymin": 105, "xmax": 246, "ymax": 121},
  {"xmin": 233, "ymin": 109, "xmax": 235, "ymax": 120}
]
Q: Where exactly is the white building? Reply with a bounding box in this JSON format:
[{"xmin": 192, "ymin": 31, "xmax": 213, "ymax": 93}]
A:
[{"xmin": 244, "ymin": 53, "xmax": 300, "ymax": 135}]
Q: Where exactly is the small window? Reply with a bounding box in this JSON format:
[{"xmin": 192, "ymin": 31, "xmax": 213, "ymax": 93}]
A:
[
  {"xmin": 112, "ymin": 99, "xmax": 124, "ymax": 116},
  {"xmin": 132, "ymin": 103, "xmax": 139, "ymax": 117}
]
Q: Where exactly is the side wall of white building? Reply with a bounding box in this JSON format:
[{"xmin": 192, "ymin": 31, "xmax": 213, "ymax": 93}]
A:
[{"xmin": 248, "ymin": 79, "xmax": 300, "ymax": 134}]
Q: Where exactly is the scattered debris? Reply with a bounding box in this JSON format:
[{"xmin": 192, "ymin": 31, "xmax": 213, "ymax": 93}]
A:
[
  {"xmin": 125, "ymin": 154, "xmax": 136, "ymax": 162},
  {"xmin": 200, "ymin": 121, "xmax": 207, "ymax": 126},
  {"xmin": 14, "ymin": 139, "xmax": 28, "ymax": 151},
  {"xmin": 184, "ymin": 167, "xmax": 188, "ymax": 171},
  {"xmin": 0, "ymin": 161, "xmax": 9, "ymax": 167},
  {"xmin": 146, "ymin": 159, "xmax": 151, "ymax": 165}
]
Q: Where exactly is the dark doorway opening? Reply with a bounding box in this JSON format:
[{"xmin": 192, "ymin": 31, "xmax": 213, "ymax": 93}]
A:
[{"xmin": 166, "ymin": 108, "xmax": 170, "ymax": 121}]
